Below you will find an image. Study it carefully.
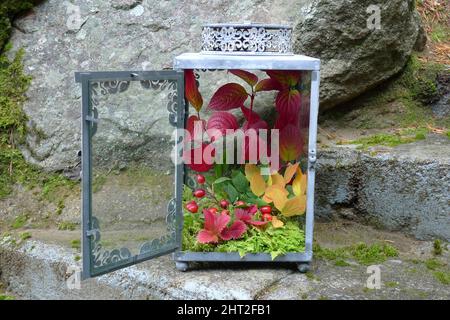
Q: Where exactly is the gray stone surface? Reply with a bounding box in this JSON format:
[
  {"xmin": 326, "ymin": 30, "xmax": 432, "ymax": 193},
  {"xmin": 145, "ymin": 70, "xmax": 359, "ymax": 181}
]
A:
[
  {"xmin": 9, "ymin": 0, "xmax": 422, "ymax": 171},
  {"xmin": 1, "ymin": 239, "xmax": 448, "ymax": 300},
  {"xmin": 316, "ymin": 134, "xmax": 450, "ymax": 241},
  {"xmin": 295, "ymin": 0, "xmax": 423, "ymax": 110}
]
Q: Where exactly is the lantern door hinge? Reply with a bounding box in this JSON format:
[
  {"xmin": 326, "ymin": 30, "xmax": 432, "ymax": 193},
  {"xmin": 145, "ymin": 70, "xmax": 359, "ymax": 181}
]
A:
[
  {"xmin": 86, "ymin": 229, "xmax": 99, "ymax": 237},
  {"xmin": 308, "ymin": 149, "xmax": 317, "ymax": 170},
  {"xmin": 85, "ymin": 115, "xmax": 99, "ymax": 123}
]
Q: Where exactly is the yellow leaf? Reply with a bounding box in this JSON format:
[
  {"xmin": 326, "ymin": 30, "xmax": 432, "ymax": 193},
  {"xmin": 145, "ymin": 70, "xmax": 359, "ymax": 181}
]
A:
[
  {"xmin": 262, "ymin": 194, "xmax": 273, "ymax": 203},
  {"xmin": 270, "ymin": 172, "xmax": 286, "ymax": 188},
  {"xmin": 265, "ymin": 185, "xmax": 288, "ymax": 211},
  {"xmin": 245, "ymin": 164, "xmax": 259, "ymax": 180},
  {"xmin": 283, "ymin": 162, "xmax": 299, "ymax": 184},
  {"xmin": 271, "ymin": 216, "xmax": 284, "ymax": 228},
  {"xmin": 281, "ymin": 194, "xmax": 306, "ymax": 217},
  {"xmin": 292, "ymin": 170, "xmax": 307, "ymax": 196},
  {"xmin": 249, "ymin": 172, "xmax": 266, "ymax": 197}
]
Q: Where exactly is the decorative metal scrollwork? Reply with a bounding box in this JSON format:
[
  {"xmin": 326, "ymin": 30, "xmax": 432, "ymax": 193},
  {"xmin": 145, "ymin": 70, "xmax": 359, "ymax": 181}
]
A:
[
  {"xmin": 201, "ymin": 23, "xmax": 293, "ymax": 54},
  {"xmin": 139, "ymin": 198, "xmax": 177, "ymax": 255},
  {"xmin": 90, "ymin": 217, "xmax": 132, "ymax": 269},
  {"xmin": 91, "ymin": 198, "xmax": 178, "ymax": 269},
  {"xmin": 140, "ymin": 80, "xmax": 178, "ymax": 126},
  {"xmin": 88, "ymin": 78, "xmax": 178, "ymax": 130},
  {"xmin": 90, "ymin": 81, "xmax": 130, "ymax": 107}
]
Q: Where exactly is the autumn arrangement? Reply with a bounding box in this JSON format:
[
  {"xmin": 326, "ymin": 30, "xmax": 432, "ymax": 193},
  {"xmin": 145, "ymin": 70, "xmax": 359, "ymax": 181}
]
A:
[{"xmin": 181, "ymin": 69, "xmax": 309, "ymax": 258}]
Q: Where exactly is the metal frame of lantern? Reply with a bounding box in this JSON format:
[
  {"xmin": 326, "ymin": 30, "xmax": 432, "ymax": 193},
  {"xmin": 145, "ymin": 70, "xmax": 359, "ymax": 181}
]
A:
[
  {"xmin": 76, "ymin": 23, "xmax": 320, "ymax": 279},
  {"xmin": 173, "ymin": 23, "xmax": 321, "ymax": 273}
]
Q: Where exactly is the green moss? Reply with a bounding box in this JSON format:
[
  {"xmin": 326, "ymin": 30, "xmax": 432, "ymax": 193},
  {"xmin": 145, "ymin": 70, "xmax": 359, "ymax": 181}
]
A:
[
  {"xmin": 351, "ymin": 242, "xmax": 398, "ymax": 265},
  {"xmin": 341, "ymin": 128, "xmax": 428, "ymax": 150},
  {"xmin": 0, "ymin": 1, "xmax": 42, "ymax": 50},
  {"xmin": 92, "ymin": 174, "xmax": 107, "ymax": 193},
  {"xmin": 320, "ymin": 54, "xmax": 448, "ymax": 131},
  {"xmin": 425, "ymin": 258, "xmax": 445, "ymax": 271},
  {"xmin": 385, "ymin": 281, "xmax": 399, "ymax": 288},
  {"xmin": 0, "ymin": 1, "xmax": 77, "ymax": 203},
  {"xmin": 0, "ymin": 295, "xmax": 14, "ymax": 300},
  {"xmin": 58, "ymin": 222, "xmax": 77, "ymax": 231},
  {"xmin": 429, "ymin": 24, "xmax": 450, "ymax": 43},
  {"xmin": 334, "ymin": 259, "xmax": 351, "ymax": 267},
  {"xmin": 313, "ymin": 242, "xmax": 398, "ymax": 265},
  {"xmin": 41, "ymin": 174, "xmax": 77, "ymax": 203},
  {"xmin": 55, "ymin": 200, "xmax": 65, "ymax": 215},
  {"xmin": 19, "ymin": 231, "xmax": 31, "ymax": 240},
  {"xmin": 182, "ymin": 212, "xmax": 305, "ymax": 259},
  {"xmin": 10, "ymin": 214, "xmax": 28, "ymax": 229},
  {"xmin": 74, "ymin": 255, "xmax": 81, "ymax": 262},
  {"xmin": 433, "ymin": 239, "xmax": 443, "ymax": 256},
  {"xmin": 433, "ymin": 271, "xmax": 450, "ymax": 285},
  {"xmin": 71, "ymin": 239, "xmax": 81, "ymax": 250}
]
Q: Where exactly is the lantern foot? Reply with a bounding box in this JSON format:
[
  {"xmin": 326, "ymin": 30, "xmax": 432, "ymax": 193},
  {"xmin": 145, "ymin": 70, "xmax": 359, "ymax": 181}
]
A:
[
  {"xmin": 175, "ymin": 261, "xmax": 189, "ymax": 272},
  {"xmin": 296, "ymin": 262, "xmax": 310, "ymax": 273}
]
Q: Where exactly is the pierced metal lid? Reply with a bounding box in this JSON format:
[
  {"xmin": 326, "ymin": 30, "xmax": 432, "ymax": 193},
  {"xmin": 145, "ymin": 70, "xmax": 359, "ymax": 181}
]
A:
[{"xmin": 201, "ymin": 23, "xmax": 293, "ymax": 55}]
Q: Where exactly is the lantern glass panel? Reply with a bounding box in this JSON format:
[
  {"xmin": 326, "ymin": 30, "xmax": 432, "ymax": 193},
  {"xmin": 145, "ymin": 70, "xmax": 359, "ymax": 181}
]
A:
[
  {"xmin": 77, "ymin": 71, "xmax": 184, "ymax": 278},
  {"xmin": 181, "ymin": 69, "xmax": 311, "ymax": 258}
]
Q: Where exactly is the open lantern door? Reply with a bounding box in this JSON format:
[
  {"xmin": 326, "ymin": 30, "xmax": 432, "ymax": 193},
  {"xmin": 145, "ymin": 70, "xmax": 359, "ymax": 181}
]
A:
[{"xmin": 75, "ymin": 71, "xmax": 185, "ymax": 279}]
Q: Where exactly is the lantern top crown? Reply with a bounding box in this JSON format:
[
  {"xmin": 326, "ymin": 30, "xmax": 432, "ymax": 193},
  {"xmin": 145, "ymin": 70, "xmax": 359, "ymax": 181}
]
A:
[{"xmin": 201, "ymin": 22, "xmax": 293, "ymax": 55}]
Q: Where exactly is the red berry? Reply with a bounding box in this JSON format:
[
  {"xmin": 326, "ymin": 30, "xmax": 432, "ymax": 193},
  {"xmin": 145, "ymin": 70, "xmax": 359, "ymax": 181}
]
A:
[
  {"xmin": 263, "ymin": 214, "xmax": 272, "ymax": 221},
  {"xmin": 193, "ymin": 189, "xmax": 206, "ymax": 198},
  {"xmin": 185, "ymin": 201, "xmax": 198, "ymax": 213},
  {"xmin": 196, "ymin": 174, "xmax": 206, "ymax": 184},
  {"xmin": 235, "ymin": 200, "xmax": 245, "ymax": 207},
  {"xmin": 208, "ymin": 207, "xmax": 218, "ymax": 214},
  {"xmin": 260, "ymin": 206, "xmax": 272, "ymax": 215},
  {"xmin": 219, "ymin": 199, "xmax": 229, "ymax": 209},
  {"xmin": 221, "ymin": 210, "xmax": 230, "ymax": 215}
]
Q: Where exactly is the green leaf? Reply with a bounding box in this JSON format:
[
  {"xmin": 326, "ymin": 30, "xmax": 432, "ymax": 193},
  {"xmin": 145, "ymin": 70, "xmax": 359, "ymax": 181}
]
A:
[
  {"xmin": 213, "ymin": 177, "xmax": 231, "ymax": 185},
  {"xmin": 214, "ymin": 164, "xmax": 223, "ymax": 178},
  {"xmin": 231, "ymin": 170, "xmax": 249, "ymax": 193},
  {"xmin": 223, "ymin": 182, "xmax": 239, "ymax": 203}
]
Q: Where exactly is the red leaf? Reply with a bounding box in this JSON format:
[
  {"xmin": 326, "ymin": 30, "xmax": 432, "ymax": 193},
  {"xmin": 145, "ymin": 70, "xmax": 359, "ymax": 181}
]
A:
[
  {"xmin": 240, "ymin": 106, "xmax": 260, "ymax": 121},
  {"xmin": 240, "ymin": 131, "xmax": 268, "ymax": 163},
  {"xmin": 185, "ymin": 70, "xmax": 203, "ymax": 112},
  {"xmin": 197, "ymin": 230, "xmax": 219, "ymax": 244},
  {"xmin": 255, "ymin": 78, "xmax": 282, "ymax": 92},
  {"xmin": 275, "ymin": 89, "xmax": 301, "ymax": 116},
  {"xmin": 279, "ymin": 124, "xmax": 302, "ymax": 162},
  {"xmin": 248, "ymin": 220, "xmax": 269, "ymax": 226},
  {"xmin": 266, "ymin": 70, "xmax": 301, "ymax": 87},
  {"xmin": 198, "ymin": 209, "xmax": 231, "ymax": 244},
  {"xmin": 220, "ymin": 220, "xmax": 247, "ymax": 240},
  {"xmin": 186, "ymin": 115, "xmax": 206, "ymax": 142},
  {"xmin": 234, "ymin": 205, "xmax": 267, "ymax": 226},
  {"xmin": 206, "ymin": 111, "xmax": 239, "ymax": 138},
  {"xmin": 235, "ymin": 208, "xmax": 252, "ymax": 223},
  {"xmin": 248, "ymin": 205, "xmax": 258, "ymax": 214},
  {"xmin": 229, "ymin": 70, "xmax": 258, "ymax": 87},
  {"xmin": 241, "ymin": 106, "xmax": 268, "ymax": 131},
  {"xmin": 242, "ymin": 119, "xmax": 269, "ymax": 131},
  {"xmin": 183, "ymin": 143, "xmax": 215, "ymax": 172},
  {"xmin": 208, "ymin": 83, "xmax": 248, "ymax": 111}
]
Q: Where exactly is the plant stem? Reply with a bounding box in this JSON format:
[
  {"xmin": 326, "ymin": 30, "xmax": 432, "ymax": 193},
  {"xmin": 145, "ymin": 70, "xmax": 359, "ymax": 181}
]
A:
[{"xmin": 249, "ymin": 90, "xmax": 255, "ymax": 124}]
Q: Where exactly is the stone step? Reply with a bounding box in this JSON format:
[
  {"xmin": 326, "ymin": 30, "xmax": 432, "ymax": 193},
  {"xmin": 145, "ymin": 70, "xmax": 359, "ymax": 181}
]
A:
[{"xmin": 316, "ymin": 134, "xmax": 449, "ymax": 241}]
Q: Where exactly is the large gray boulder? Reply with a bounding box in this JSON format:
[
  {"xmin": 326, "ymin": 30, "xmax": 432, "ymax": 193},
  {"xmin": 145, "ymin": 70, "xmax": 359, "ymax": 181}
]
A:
[
  {"xmin": 294, "ymin": 0, "xmax": 423, "ymax": 110},
  {"xmin": 10, "ymin": 0, "xmax": 422, "ymax": 171}
]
